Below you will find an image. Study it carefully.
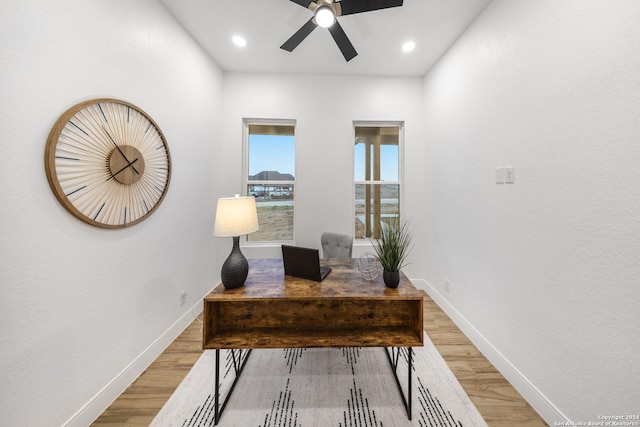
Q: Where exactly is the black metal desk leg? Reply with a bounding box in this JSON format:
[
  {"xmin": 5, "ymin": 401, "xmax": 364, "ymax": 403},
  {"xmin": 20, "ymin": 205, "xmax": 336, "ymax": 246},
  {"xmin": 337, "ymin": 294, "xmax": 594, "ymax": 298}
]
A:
[
  {"xmin": 384, "ymin": 347, "xmax": 413, "ymax": 420},
  {"xmin": 408, "ymin": 346, "xmax": 412, "ymax": 419},
  {"xmin": 213, "ymin": 349, "xmax": 252, "ymax": 426},
  {"xmin": 214, "ymin": 349, "xmax": 220, "ymax": 425}
]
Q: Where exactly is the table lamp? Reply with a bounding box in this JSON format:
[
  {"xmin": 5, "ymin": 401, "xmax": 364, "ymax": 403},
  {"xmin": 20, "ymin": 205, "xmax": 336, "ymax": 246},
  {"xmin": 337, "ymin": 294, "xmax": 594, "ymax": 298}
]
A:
[{"xmin": 213, "ymin": 195, "xmax": 259, "ymax": 289}]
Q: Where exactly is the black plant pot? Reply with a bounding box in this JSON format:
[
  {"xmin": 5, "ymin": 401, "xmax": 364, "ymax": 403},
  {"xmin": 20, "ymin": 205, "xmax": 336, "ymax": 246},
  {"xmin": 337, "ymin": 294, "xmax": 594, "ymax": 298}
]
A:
[{"xmin": 383, "ymin": 269, "xmax": 400, "ymax": 288}]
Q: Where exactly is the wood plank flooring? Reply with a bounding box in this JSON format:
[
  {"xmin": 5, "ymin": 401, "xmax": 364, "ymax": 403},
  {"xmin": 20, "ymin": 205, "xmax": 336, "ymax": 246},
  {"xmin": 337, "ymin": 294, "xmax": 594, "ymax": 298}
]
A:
[{"xmin": 92, "ymin": 293, "xmax": 548, "ymax": 426}]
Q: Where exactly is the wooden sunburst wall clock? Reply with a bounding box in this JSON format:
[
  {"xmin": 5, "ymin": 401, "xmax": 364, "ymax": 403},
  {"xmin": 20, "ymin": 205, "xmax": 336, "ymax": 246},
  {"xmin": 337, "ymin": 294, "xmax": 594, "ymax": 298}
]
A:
[{"xmin": 45, "ymin": 98, "xmax": 171, "ymax": 228}]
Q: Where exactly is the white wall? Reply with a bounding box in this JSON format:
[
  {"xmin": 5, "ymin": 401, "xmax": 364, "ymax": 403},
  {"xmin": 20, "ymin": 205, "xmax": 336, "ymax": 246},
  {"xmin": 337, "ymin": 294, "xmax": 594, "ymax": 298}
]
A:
[
  {"xmin": 422, "ymin": 0, "xmax": 640, "ymax": 423},
  {"xmin": 219, "ymin": 73, "xmax": 426, "ymax": 279},
  {"xmin": 0, "ymin": 1, "xmax": 223, "ymax": 425}
]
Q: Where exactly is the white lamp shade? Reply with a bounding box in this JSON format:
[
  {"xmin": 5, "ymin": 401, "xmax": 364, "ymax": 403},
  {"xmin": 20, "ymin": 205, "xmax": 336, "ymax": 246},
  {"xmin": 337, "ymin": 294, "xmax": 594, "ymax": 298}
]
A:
[{"xmin": 213, "ymin": 196, "xmax": 259, "ymax": 237}]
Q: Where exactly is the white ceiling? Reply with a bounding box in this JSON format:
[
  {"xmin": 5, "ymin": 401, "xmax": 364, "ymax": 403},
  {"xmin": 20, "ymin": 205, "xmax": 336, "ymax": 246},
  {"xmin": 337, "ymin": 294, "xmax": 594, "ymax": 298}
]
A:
[{"xmin": 160, "ymin": 0, "xmax": 492, "ymax": 77}]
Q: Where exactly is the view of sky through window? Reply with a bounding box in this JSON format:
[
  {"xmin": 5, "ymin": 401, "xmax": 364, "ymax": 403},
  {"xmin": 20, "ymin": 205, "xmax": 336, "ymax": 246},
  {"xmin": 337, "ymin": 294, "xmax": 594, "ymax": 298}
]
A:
[
  {"xmin": 248, "ymin": 134, "xmax": 295, "ymax": 177},
  {"xmin": 354, "ymin": 143, "xmax": 399, "ymax": 181}
]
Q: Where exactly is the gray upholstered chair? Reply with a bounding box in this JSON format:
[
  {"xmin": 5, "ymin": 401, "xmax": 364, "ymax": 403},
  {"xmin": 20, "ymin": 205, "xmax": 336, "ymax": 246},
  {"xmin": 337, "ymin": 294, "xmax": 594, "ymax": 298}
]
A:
[{"xmin": 321, "ymin": 232, "xmax": 353, "ymax": 259}]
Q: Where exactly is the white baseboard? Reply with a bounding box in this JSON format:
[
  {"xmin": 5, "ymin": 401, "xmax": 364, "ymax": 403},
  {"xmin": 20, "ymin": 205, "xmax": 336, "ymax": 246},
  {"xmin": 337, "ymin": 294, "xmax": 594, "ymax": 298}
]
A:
[
  {"xmin": 412, "ymin": 278, "xmax": 569, "ymax": 425},
  {"xmin": 63, "ymin": 301, "xmax": 203, "ymax": 427}
]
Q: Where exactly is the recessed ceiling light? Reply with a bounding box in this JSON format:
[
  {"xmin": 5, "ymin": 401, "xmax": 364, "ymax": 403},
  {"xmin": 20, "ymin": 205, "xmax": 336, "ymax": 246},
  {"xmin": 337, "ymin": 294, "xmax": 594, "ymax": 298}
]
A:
[
  {"xmin": 232, "ymin": 35, "xmax": 247, "ymax": 47},
  {"xmin": 402, "ymin": 41, "xmax": 416, "ymax": 53}
]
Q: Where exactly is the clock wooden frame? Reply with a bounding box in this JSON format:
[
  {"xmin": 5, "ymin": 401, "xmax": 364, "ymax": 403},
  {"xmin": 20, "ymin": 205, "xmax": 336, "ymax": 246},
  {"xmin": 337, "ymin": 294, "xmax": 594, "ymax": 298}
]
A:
[{"xmin": 45, "ymin": 98, "xmax": 171, "ymax": 228}]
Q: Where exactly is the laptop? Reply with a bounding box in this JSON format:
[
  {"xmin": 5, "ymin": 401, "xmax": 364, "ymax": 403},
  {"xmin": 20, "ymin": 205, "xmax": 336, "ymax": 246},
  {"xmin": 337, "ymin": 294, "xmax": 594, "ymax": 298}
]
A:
[{"xmin": 281, "ymin": 245, "xmax": 332, "ymax": 282}]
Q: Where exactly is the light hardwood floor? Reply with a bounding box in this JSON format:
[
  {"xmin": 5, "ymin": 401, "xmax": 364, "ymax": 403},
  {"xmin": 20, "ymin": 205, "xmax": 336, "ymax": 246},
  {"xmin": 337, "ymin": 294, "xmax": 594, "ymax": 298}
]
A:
[{"xmin": 93, "ymin": 293, "xmax": 548, "ymax": 426}]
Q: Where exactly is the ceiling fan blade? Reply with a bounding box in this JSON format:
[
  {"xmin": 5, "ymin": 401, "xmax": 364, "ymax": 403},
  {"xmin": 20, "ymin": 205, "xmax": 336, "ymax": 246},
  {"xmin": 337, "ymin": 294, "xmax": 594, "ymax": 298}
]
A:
[
  {"xmin": 280, "ymin": 18, "xmax": 318, "ymax": 52},
  {"xmin": 338, "ymin": 0, "xmax": 403, "ymax": 16},
  {"xmin": 328, "ymin": 21, "xmax": 358, "ymax": 62},
  {"xmin": 288, "ymin": 0, "xmax": 313, "ymax": 7}
]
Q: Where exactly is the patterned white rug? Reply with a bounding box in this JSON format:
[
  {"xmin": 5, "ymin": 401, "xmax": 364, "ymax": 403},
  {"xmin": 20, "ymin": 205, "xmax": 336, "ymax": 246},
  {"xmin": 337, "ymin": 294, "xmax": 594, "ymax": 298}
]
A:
[{"xmin": 151, "ymin": 333, "xmax": 487, "ymax": 427}]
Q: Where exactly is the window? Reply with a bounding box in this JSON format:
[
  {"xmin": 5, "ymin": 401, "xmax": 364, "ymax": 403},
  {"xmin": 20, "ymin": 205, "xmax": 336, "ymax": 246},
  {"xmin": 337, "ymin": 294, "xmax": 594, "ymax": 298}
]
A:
[
  {"xmin": 354, "ymin": 124, "xmax": 401, "ymax": 239},
  {"xmin": 244, "ymin": 121, "xmax": 295, "ymax": 242}
]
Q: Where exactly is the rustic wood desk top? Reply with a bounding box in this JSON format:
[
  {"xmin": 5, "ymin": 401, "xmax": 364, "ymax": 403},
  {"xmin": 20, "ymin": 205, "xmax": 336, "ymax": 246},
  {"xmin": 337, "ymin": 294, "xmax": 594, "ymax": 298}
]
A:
[
  {"xmin": 205, "ymin": 258, "xmax": 424, "ymax": 301},
  {"xmin": 203, "ymin": 258, "xmax": 424, "ymax": 349}
]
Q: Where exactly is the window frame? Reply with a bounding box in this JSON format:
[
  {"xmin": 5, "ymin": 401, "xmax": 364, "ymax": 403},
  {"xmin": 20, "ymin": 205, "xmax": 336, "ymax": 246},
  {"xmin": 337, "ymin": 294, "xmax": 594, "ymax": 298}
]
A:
[
  {"xmin": 242, "ymin": 118, "xmax": 297, "ymax": 245},
  {"xmin": 353, "ymin": 121, "xmax": 404, "ymax": 241}
]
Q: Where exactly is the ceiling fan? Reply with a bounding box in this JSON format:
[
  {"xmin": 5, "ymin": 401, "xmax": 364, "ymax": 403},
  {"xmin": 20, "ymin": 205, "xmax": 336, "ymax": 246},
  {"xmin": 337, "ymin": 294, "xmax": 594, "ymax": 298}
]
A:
[{"xmin": 280, "ymin": 0, "xmax": 404, "ymax": 62}]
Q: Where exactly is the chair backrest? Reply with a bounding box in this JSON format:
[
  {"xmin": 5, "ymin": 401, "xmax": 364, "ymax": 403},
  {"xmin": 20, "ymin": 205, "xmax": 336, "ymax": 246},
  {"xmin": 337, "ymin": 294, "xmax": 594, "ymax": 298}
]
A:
[{"xmin": 320, "ymin": 232, "xmax": 353, "ymax": 259}]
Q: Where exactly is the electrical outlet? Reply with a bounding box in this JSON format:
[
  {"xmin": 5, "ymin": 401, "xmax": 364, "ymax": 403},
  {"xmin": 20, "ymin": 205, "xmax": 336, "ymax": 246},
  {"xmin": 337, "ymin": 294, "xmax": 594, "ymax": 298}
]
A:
[
  {"xmin": 444, "ymin": 278, "xmax": 450, "ymax": 293},
  {"xmin": 180, "ymin": 290, "xmax": 187, "ymax": 305}
]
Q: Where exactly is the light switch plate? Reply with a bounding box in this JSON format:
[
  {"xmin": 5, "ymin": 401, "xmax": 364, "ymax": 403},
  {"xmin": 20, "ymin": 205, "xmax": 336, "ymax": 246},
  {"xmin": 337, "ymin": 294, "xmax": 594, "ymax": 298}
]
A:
[
  {"xmin": 496, "ymin": 167, "xmax": 505, "ymax": 184},
  {"xmin": 504, "ymin": 166, "xmax": 515, "ymax": 183}
]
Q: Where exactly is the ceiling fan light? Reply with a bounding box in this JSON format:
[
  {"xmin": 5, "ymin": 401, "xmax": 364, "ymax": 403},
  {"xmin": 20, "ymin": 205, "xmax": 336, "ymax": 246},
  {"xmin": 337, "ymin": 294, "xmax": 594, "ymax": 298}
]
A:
[{"xmin": 315, "ymin": 6, "xmax": 336, "ymax": 28}]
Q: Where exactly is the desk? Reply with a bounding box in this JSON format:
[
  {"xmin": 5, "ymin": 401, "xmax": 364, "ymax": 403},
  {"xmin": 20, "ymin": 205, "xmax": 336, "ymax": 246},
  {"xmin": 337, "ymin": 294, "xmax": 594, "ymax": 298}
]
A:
[{"xmin": 203, "ymin": 258, "xmax": 424, "ymax": 424}]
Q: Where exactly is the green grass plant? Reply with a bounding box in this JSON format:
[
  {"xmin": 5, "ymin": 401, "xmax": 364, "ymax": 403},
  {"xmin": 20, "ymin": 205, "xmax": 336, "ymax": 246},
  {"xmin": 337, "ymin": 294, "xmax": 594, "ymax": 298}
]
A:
[{"xmin": 371, "ymin": 218, "xmax": 414, "ymax": 272}]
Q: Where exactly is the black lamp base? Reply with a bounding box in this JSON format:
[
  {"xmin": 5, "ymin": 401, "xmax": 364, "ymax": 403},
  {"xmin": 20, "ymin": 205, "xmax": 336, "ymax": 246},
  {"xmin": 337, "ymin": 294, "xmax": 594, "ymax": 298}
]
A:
[{"xmin": 221, "ymin": 236, "xmax": 249, "ymax": 289}]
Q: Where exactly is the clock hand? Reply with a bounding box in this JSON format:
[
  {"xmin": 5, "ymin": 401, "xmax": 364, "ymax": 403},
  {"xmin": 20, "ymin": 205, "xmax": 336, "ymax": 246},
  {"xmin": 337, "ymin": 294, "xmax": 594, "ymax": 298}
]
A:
[
  {"xmin": 102, "ymin": 126, "xmax": 128, "ymax": 158},
  {"xmin": 110, "ymin": 158, "xmax": 140, "ymax": 180},
  {"xmin": 102, "ymin": 126, "xmax": 140, "ymax": 175},
  {"xmin": 122, "ymin": 155, "xmax": 140, "ymax": 175}
]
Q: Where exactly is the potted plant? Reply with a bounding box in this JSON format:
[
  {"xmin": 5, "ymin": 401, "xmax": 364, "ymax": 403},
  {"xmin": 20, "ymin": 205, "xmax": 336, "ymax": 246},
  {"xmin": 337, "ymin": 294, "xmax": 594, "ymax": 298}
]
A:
[{"xmin": 370, "ymin": 218, "xmax": 414, "ymax": 288}]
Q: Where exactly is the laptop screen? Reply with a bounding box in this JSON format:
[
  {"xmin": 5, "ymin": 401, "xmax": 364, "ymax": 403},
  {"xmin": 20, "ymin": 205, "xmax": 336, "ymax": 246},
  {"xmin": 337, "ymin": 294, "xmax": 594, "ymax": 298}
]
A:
[{"xmin": 281, "ymin": 245, "xmax": 331, "ymax": 282}]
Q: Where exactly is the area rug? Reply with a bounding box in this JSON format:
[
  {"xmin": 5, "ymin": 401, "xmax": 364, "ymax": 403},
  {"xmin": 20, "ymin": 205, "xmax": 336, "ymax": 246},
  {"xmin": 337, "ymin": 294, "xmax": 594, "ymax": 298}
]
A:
[{"xmin": 151, "ymin": 333, "xmax": 487, "ymax": 427}]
